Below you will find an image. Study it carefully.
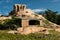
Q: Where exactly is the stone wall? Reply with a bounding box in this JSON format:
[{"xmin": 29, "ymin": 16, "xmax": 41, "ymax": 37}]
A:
[
  {"xmin": 22, "ymin": 19, "xmax": 29, "ymax": 27},
  {"xmin": 0, "ymin": 16, "xmax": 12, "ymax": 20}
]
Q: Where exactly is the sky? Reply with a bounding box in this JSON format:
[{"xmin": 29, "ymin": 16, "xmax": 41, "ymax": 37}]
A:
[{"xmin": 0, "ymin": 0, "xmax": 60, "ymax": 15}]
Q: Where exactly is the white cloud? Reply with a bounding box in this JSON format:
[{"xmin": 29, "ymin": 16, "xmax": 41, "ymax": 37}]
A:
[{"xmin": 32, "ymin": 9, "xmax": 46, "ymax": 13}]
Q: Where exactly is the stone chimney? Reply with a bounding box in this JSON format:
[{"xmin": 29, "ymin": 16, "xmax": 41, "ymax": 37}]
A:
[{"xmin": 14, "ymin": 4, "xmax": 26, "ymax": 16}]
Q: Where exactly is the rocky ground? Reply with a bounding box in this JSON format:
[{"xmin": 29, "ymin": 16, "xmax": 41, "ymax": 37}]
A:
[
  {"xmin": 7, "ymin": 15, "xmax": 60, "ymax": 35},
  {"xmin": 7, "ymin": 26, "xmax": 60, "ymax": 35}
]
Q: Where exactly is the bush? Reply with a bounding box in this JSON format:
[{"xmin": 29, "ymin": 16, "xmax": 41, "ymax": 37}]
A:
[
  {"xmin": 0, "ymin": 18, "xmax": 21, "ymax": 30},
  {"xmin": 44, "ymin": 20, "xmax": 49, "ymax": 24}
]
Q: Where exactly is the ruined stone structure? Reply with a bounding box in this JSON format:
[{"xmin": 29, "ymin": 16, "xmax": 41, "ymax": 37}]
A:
[
  {"xmin": 0, "ymin": 4, "xmax": 60, "ymax": 34},
  {"xmin": 14, "ymin": 4, "xmax": 26, "ymax": 16},
  {"xmin": 0, "ymin": 4, "xmax": 59, "ymax": 28},
  {"xmin": 13, "ymin": 4, "xmax": 43, "ymax": 27},
  {"xmin": 0, "ymin": 4, "xmax": 45, "ymax": 28}
]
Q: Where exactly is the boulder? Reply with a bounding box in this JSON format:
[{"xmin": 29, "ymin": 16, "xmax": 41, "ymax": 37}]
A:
[
  {"xmin": 17, "ymin": 27, "xmax": 48, "ymax": 35},
  {"xmin": 7, "ymin": 31, "xmax": 17, "ymax": 34}
]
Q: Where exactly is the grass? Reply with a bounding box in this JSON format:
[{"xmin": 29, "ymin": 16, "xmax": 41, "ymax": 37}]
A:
[
  {"xmin": 0, "ymin": 30, "xmax": 60, "ymax": 40},
  {"xmin": 44, "ymin": 20, "xmax": 50, "ymax": 24}
]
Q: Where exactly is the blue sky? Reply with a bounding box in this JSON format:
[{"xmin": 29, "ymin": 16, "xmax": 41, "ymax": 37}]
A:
[{"xmin": 0, "ymin": 0, "xmax": 60, "ymax": 15}]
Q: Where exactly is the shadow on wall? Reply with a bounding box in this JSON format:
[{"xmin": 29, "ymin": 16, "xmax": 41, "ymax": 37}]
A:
[{"xmin": 29, "ymin": 20, "xmax": 40, "ymax": 25}]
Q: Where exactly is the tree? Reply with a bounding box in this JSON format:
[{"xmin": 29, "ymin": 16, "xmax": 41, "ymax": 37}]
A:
[
  {"xmin": 56, "ymin": 14, "xmax": 60, "ymax": 25},
  {"xmin": 4, "ymin": 18, "xmax": 21, "ymax": 30},
  {"xmin": 9, "ymin": 10, "xmax": 15, "ymax": 16},
  {"xmin": 38, "ymin": 9, "xmax": 58, "ymax": 24}
]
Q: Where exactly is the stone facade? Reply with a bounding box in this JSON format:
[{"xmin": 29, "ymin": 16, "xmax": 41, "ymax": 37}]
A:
[
  {"xmin": 0, "ymin": 4, "xmax": 45, "ymax": 27},
  {"xmin": 13, "ymin": 4, "xmax": 43, "ymax": 27}
]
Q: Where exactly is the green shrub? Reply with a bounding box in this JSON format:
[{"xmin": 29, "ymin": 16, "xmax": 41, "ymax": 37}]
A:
[
  {"xmin": 44, "ymin": 20, "xmax": 50, "ymax": 24},
  {"xmin": 0, "ymin": 18, "xmax": 21, "ymax": 30}
]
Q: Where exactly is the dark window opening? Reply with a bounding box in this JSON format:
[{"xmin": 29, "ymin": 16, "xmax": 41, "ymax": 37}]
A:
[
  {"xmin": 17, "ymin": 5, "xmax": 19, "ymax": 12},
  {"xmin": 20, "ymin": 6, "xmax": 22, "ymax": 9},
  {"xmin": 29, "ymin": 20, "xmax": 40, "ymax": 25},
  {"xmin": 22, "ymin": 15, "xmax": 25, "ymax": 17},
  {"xmin": 26, "ymin": 11, "xmax": 28, "ymax": 13}
]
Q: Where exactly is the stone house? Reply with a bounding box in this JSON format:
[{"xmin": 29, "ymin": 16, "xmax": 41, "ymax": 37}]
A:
[
  {"xmin": 11, "ymin": 4, "xmax": 44, "ymax": 27},
  {"xmin": 0, "ymin": 4, "xmax": 45, "ymax": 27}
]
